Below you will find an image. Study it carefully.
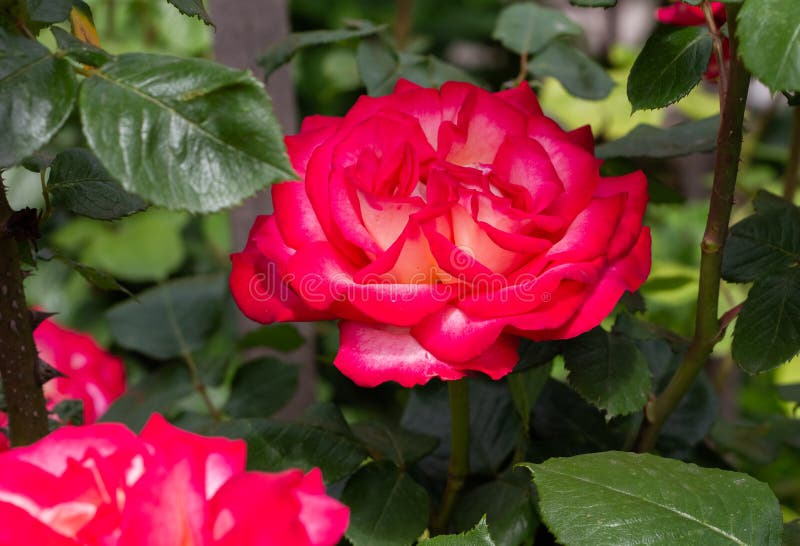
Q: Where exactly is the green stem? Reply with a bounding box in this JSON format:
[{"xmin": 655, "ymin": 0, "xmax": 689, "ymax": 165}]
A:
[
  {"xmin": 783, "ymin": 106, "xmax": 800, "ymax": 202},
  {"xmin": 635, "ymin": 4, "xmax": 750, "ymax": 453},
  {"xmin": 432, "ymin": 379, "xmax": 469, "ymax": 534},
  {"xmin": 0, "ymin": 179, "xmax": 49, "ymax": 446}
]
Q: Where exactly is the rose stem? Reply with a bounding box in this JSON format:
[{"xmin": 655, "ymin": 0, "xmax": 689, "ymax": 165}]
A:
[
  {"xmin": 164, "ymin": 294, "xmax": 222, "ymax": 421},
  {"xmin": 635, "ymin": 4, "xmax": 749, "ymax": 453},
  {"xmin": 0, "ymin": 178, "xmax": 49, "ymax": 446},
  {"xmin": 432, "ymin": 379, "xmax": 470, "ymax": 534},
  {"xmin": 783, "ymin": 106, "xmax": 800, "ymax": 202}
]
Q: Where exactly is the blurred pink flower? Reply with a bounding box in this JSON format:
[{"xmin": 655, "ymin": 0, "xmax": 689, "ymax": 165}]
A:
[
  {"xmin": 0, "ymin": 317, "xmax": 126, "ymax": 448},
  {"xmin": 0, "ymin": 414, "xmax": 349, "ymax": 545}
]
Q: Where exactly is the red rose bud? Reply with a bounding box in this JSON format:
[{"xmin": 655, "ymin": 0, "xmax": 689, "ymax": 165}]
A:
[
  {"xmin": 0, "ymin": 317, "xmax": 126, "ymax": 449},
  {"xmin": 0, "ymin": 414, "xmax": 349, "ymax": 545},
  {"xmin": 230, "ymin": 81, "xmax": 651, "ymax": 387}
]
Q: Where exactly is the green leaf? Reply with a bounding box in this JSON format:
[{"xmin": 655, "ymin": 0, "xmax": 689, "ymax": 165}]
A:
[
  {"xmin": 507, "ymin": 362, "xmax": 551, "ymax": 434},
  {"xmin": 51, "ymin": 27, "xmax": 112, "ymax": 67},
  {"xmin": 737, "ymin": 0, "xmax": 800, "ymax": 92},
  {"xmin": 356, "ymin": 37, "xmax": 478, "ymax": 97},
  {"xmin": 569, "ymin": 0, "xmax": 616, "ymax": 6},
  {"xmin": 258, "ymin": 23, "xmax": 385, "ymax": 78},
  {"xmin": 401, "ymin": 379, "xmax": 519, "ymax": 477},
  {"xmin": 48, "ymin": 252, "xmax": 132, "ymax": 295},
  {"xmin": 452, "ymin": 472, "xmax": 537, "ymax": 546},
  {"xmin": 530, "ymin": 380, "xmax": 636, "ymax": 459},
  {"xmin": 563, "ymin": 327, "xmax": 651, "ymax": 418},
  {"xmin": 208, "ymin": 405, "xmax": 367, "ymax": 481},
  {"xmin": 48, "ymin": 148, "xmax": 146, "ymax": 220},
  {"xmin": 25, "ymin": 0, "xmax": 72, "ymax": 23},
  {"xmin": 424, "ymin": 517, "xmax": 496, "ymax": 546},
  {"xmin": 351, "ymin": 421, "xmax": 438, "ymax": 467},
  {"xmin": 224, "ymin": 357, "xmax": 298, "ymax": 418},
  {"xmin": 101, "ymin": 366, "xmax": 194, "ymax": 431},
  {"xmin": 722, "ymin": 191, "xmax": 800, "ymax": 283},
  {"xmin": 732, "ymin": 269, "xmax": 800, "ymax": 373},
  {"xmin": 341, "ymin": 461, "xmax": 430, "ymax": 546},
  {"xmin": 529, "ymin": 40, "xmax": 614, "ymax": 100},
  {"xmin": 628, "ymin": 25, "xmax": 712, "ymax": 111},
  {"xmin": 51, "ymin": 399, "xmax": 84, "ymax": 425},
  {"xmin": 79, "ymin": 54, "xmax": 294, "ymax": 212},
  {"xmin": 0, "ymin": 28, "xmax": 77, "ymax": 168},
  {"xmin": 53, "ymin": 210, "xmax": 189, "ymax": 282},
  {"xmin": 107, "ymin": 275, "xmax": 226, "ymax": 360},
  {"xmin": 596, "ymin": 116, "xmax": 719, "ymax": 159},
  {"xmin": 238, "ymin": 323, "xmax": 304, "ymax": 352},
  {"xmin": 492, "ymin": 2, "xmax": 582, "ymax": 56},
  {"xmin": 515, "ymin": 339, "xmax": 559, "ymax": 372},
  {"xmin": 166, "ymin": 0, "xmax": 213, "ymax": 26},
  {"xmin": 784, "ymin": 520, "xmax": 800, "ymax": 546},
  {"xmin": 524, "ymin": 451, "xmax": 783, "ymax": 546}
]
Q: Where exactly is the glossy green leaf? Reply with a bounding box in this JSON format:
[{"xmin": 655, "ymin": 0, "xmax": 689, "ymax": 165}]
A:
[
  {"xmin": 341, "ymin": 461, "xmax": 430, "ymax": 546},
  {"xmin": 25, "ymin": 0, "xmax": 72, "ymax": 23},
  {"xmin": 525, "ymin": 451, "xmax": 782, "ymax": 546},
  {"xmin": 166, "ymin": 0, "xmax": 213, "ymax": 26},
  {"xmin": 208, "ymin": 405, "xmax": 367, "ymax": 481},
  {"xmin": 48, "ymin": 148, "xmax": 146, "ymax": 220},
  {"xmin": 628, "ymin": 26, "xmax": 712, "ymax": 111},
  {"xmin": 79, "ymin": 54, "xmax": 294, "ymax": 212},
  {"xmin": 596, "ymin": 116, "xmax": 719, "ymax": 159},
  {"xmin": 492, "ymin": 2, "xmax": 582, "ymax": 56},
  {"xmin": 529, "ymin": 40, "xmax": 614, "ymax": 100},
  {"xmin": 224, "ymin": 358, "xmax": 298, "ymax": 418},
  {"xmin": 738, "ymin": 0, "xmax": 800, "ymax": 92},
  {"xmin": 238, "ymin": 323, "xmax": 304, "ymax": 352},
  {"xmin": 424, "ymin": 517, "xmax": 496, "ymax": 546},
  {"xmin": 259, "ymin": 23, "xmax": 385, "ymax": 78},
  {"xmin": 722, "ymin": 191, "xmax": 800, "ymax": 283},
  {"xmin": 51, "ymin": 27, "xmax": 112, "ymax": 67},
  {"xmin": 563, "ymin": 328, "xmax": 651, "ymax": 418},
  {"xmin": 732, "ymin": 269, "xmax": 800, "ymax": 373},
  {"xmin": 0, "ymin": 28, "xmax": 77, "ymax": 168},
  {"xmin": 351, "ymin": 421, "xmax": 438, "ymax": 467},
  {"xmin": 107, "ymin": 275, "xmax": 226, "ymax": 359}
]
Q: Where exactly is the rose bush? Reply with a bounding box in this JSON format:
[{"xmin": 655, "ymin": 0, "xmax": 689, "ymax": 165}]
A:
[
  {"xmin": 656, "ymin": 1, "xmax": 728, "ymax": 80},
  {"xmin": 0, "ymin": 414, "xmax": 349, "ymax": 545},
  {"xmin": 0, "ymin": 317, "xmax": 126, "ymax": 450},
  {"xmin": 231, "ymin": 80, "xmax": 650, "ymax": 387}
]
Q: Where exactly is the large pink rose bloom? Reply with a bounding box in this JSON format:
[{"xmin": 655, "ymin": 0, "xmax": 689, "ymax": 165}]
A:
[
  {"xmin": 231, "ymin": 80, "xmax": 650, "ymax": 387},
  {"xmin": 0, "ymin": 317, "xmax": 126, "ymax": 449},
  {"xmin": 0, "ymin": 414, "xmax": 349, "ymax": 545}
]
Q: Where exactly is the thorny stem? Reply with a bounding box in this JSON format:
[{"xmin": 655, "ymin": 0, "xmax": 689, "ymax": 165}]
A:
[
  {"xmin": 394, "ymin": 0, "xmax": 414, "ymax": 50},
  {"xmin": 635, "ymin": 4, "xmax": 750, "ymax": 453},
  {"xmin": 0, "ymin": 177, "xmax": 49, "ymax": 446},
  {"xmin": 432, "ymin": 379, "xmax": 469, "ymax": 534},
  {"xmin": 702, "ymin": 0, "xmax": 728, "ymax": 102},
  {"xmin": 783, "ymin": 106, "xmax": 800, "ymax": 202}
]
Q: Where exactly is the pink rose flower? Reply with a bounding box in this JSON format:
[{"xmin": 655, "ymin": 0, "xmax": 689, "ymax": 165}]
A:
[
  {"xmin": 230, "ymin": 80, "xmax": 650, "ymax": 387},
  {"xmin": 0, "ymin": 414, "xmax": 349, "ymax": 545},
  {"xmin": 0, "ymin": 317, "xmax": 126, "ymax": 449},
  {"xmin": 656, "ymin": 1, "xmax": 728, "ymax": 80}
]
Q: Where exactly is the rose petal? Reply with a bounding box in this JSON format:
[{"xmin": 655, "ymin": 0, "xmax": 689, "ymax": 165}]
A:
[{"xmin": 272, "ymin": 182, "xmax": 327, "ymax": 249}]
